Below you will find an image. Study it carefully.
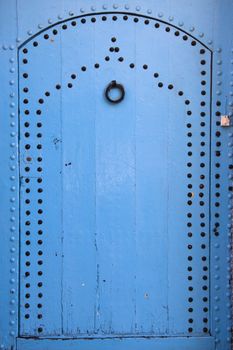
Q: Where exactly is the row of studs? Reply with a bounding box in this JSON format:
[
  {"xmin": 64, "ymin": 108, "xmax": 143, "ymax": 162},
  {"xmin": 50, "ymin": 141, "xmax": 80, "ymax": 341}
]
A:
[
  {"xmin": 212, "ymin": 47, "xmax": 232, "ymax": 348},
  {"xmin": 197, "ymin": 50, "xmax": 209, "ymax": 333},
  {"xmin": 20, "ymin": 15, "xmax": 203, "ymax": 54},
  {"xmin": 9, "ymin": 51, "xmax": 17, "ymax": 344},
  {"xmin": 21, "ymin": 45, "xmax": 44, "ymax": 333},
  {"xmin": 8, "ymin": 6, "xmax": 213, "ymax": 48},
  {"xmin": 185, "ymin": 48, "xmax": 209, "ymax": 334},
  {"xmin": 0, "ymin": 50, "xmax": 18, "ymax": 350}
]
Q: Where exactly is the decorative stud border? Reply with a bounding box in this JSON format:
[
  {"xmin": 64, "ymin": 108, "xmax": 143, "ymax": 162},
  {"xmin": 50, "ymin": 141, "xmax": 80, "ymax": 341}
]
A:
[
  {"xmin": 210, "ymin": 42, "xmax": 233, "ymax": 349},
  {"xmin": 15, "ymin": 4, "xmax": 213, "ymax": 51},
  {"xmin": 0, "ymin": 43, "xmax": 19, "ymax": 350}
]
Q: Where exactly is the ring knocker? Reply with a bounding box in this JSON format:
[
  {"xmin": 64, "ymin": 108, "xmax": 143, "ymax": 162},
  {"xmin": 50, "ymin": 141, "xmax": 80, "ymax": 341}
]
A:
[{"xmin": 105, "ymin": 80, "xmax": 125, "ymax": 104}]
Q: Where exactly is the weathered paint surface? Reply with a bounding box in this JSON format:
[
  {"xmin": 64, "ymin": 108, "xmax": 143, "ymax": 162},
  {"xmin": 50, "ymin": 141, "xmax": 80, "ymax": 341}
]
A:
[{"xmin": 0, "ymin": 1, "xmax": 232, "ymax": 350}]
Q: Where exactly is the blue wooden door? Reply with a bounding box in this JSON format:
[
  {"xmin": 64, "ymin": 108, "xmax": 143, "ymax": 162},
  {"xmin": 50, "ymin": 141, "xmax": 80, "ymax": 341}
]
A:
[
  {"xmin": 19, "ymin": 13, "xmax": 211, "ymax": 339},
  {"xmin": 0, "ymin": 2, "xmax": 232, "ymax": 350}
]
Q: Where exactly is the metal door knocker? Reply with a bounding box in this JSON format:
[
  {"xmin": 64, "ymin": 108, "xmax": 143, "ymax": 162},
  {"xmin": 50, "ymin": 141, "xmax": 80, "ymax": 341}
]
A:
[{"xmin": 105, "ymin": 80, "xmax": 125, "ymax": 104}]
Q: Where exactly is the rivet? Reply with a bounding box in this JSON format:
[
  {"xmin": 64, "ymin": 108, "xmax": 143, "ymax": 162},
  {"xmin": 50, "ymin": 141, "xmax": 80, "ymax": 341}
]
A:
[
  {"xmin": 48, "ymin": 19, "xmax": 53, "ymax": 24},
  {"xmin": 215, "ymin": 338, "xmax": 219, "ymax": 344},
  {"xmin": 10, "ymin": 197, "xmax": 15, "ymax": 203},
  {"xmin": 147, "ymin": 9, "xmax": 152, "ymax": 14},
  {"xmin": 199, "ymin": 32, "xmax": 204, "ymax": 38},
  {"xmin": 58, "ymin": 14, "xmax": 63, "ymax": 19},
  {"xmin": 217, "ymin": 71, "xmax": 222, "ymax": 76},
  {"xmin": 10, "ymin": 165, "xmax": 16, "ymax": 171},
  {"xmin": 9, "ymin": 81, "xmax": 14, "ymax": 86},
  {"xmin": 2, "ymin": 44, "xmax": 8, "ymax": 50},
  {"xmin": 178, "ymin": 21, "xmax": 184, "ymax": 26},
  {"xmin": 0, "ymin": 345, "xmax": 4, "ymax": 349},
  {"xmin": 228, "ymin": 133, "xmax": 233, "ymax": 137},
  {"xmin": 230, "ymin": 81, "xmax": 233, "ymax": 86},
  {"xmin": 27, "ymin": 30, "xmax": 32, "ymax": 36},
  {"xmin": 10, "ymin": 331, "xmax": 15, "ymax": 336},
  {"xmin": 189, "ymin": 26, "xmax": 195, "ymax": 32},
  {"xmin": 216, "ymin": 81, "xmax": 221, "ymax": 86},
  {"xmin": 136, "ymin": 6, "xmax": 141, "ymax": 11},
  {"xmin": 231, "ymin": 72, "xmax": 233, "ymax": 76},
  {"xmin": 10, "ymin": 132, "xmax": 16, "ymax": 137},
  {"xmin": 10, "ymin": 143, "xmax": 15, "ymax": 147},
  {"xmin": 124, "ymin": 4, "xmax": 130, "ymax": 10},
  {"xmin": 10, "ymin": 299, "xmax": 15, "ymax": 305},
  {"xmin": 228, "ymin": 153, "xmax": 232, "ymax": 157},
  {"xmin": 215, "ymin": 328, "xmax": 220, "ymax": 333},
  {"xmin": 16, "ymin": 37, "xmax": 21, "ymax": 43},
  {"xmin": 216, "ymin": 90, "xmax": 221, "ymax": 95},
  {"xmin": 215, "ymin": 285, "xmax": 220, "ymax": 290},
  {"xmin": 69, "ymin": 11, "xmax": 74, "ymax": 16},
  {"xmin": 214, "ymin": 317, "xmax": 220, "ymax": 322},
  {"xmin": 10, "ymin": 237, "xmax": 15, "ymax": 242},
  {"xmin": 10, "ymin": 248, "xmax": 15, "ymax": 253},
  {"xmin": 113, "ymin": 4, "xmax": 118, "ymax": 9},
  {"xmin": 158, "ymin": 12, "xmax": 163, "ymax": 18},
  {"xmin": 217, "ymin": 60, "xmax": 222, "ymax": 65},
  {"xmin": 231, "ymin": 59, "xmax": 233, "ymax": 64},
  {"xmin": 214, "ymin": 265, "xmax": 219, "ymax": 270},
  {"xmin": 10, "ymin": 310, "xmax": 15, "ymax": 315},
  {"xmin": 10, "ymin": 320, "xmax": 15, "ymax": 325},
  {"xmin": 214, "ymin": 255, "xmax": 219, "ymax": 260},
  {"xmin": 227, "ymin": 257, "xmax": 230, "ymax": 262},
  {"xmin": 214, "ymin": 243, "xmax": 220, "ymax": 248},
  {"xmin": 10, "ymin": 58, "xmax": 14, "ymax": 63},
  {"xmin": 227, "ymin": 314, "xmax": 231, "ymax": 319},
  {"xmin": 214, "ymin": 306, "xmax": 219, "ymax": 310},
  {"xmin": 214, "ymin": 274, "xmax": 219, "ymax": 279},
  {"xmin": 10, "ymin": 68, "xmax": 15, "ymax": 73},
  {"xmin": 10, "ymin": 112, "xmax": 15, "ymax": 118},
  {"xmin": 10, "ymin": 217, "xmax": 15, "ymax": 222},
  {"xmin": 10, "ymin": 175, "xmax": 15, "ymax": 180},
  {"xmin": 230, "ymin": 91, "xmax": 233, "ymax": 96},
  {"xmin": 10, "ymin": 268, "xmax": 15, "ymax": 273},
  {"xmin": 10, "ymin": 206, "xmax": 15, "ymax": 211},
  {"xmin": 10, "ymin": 155, "xmax": 15, "ymax": 160},
  {"xmin": 80, "ymin": 8, "xmax": 85, "ymax": 13},
  {"xmin": 208, "ymin": 40, "xmax": 213, "ymax": 45},
  {"xmin": 168, "ymin": 16, "xmax": 173, "ymax": 21},
  {"xmin": 38, "ymin": 24, "xmax": 43, "ymax": 29},
  {"xmin": 227, "ymin": 223, "xmax": 232, "ymax": 228},
  {"xmin": 217, "ymin": 47, "xmax": 222, "ymax": 53},
  {"xmin": 9, "ymin": 45, "xmax": 14, "ymax": 50},
  {"xmin": 227, "ymin": 337, "xmax": 231, "ymax": 343},
  {"xmin": 10, "ymin": 92, "xmax": 15, "ymax": 98},
  {"xmin": 10, "ymin": 258, "xmax": 15, "ymax": 263},
  {"xmin": 102, "ymin": 4, "xmax": 108, "ymax": 9}
]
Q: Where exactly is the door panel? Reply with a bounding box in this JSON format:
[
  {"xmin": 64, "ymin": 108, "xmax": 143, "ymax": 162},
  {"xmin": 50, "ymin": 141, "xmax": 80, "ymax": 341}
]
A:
[{"xmin": 19, "ymin": 13, "xmax": 211, "ymax": 339}]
